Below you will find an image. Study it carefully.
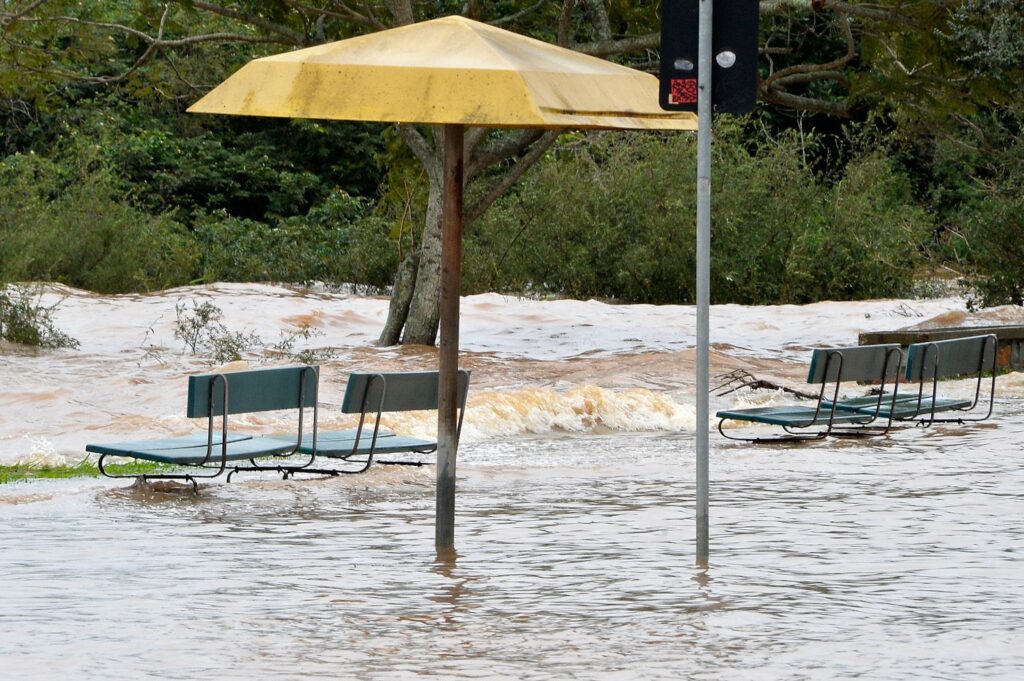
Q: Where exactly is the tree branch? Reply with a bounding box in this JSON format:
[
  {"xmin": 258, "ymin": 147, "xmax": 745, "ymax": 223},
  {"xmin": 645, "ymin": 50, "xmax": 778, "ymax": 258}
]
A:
[
  {"xmin": 558, "ymin": 0, "xmax": 575, "ymax": 47},
  {"xmin": 760, "ymin": 85, "xmax": 852, "ymax": 116},
  {"xmin": 192, "ymin": 1, "xmax": 305, "ymax": 45},
  {"xmin": 464, "ymin": 127, "xmax": 490, "ymax": 158},
  {"xmin": 43, "ymin": 14, "xmax": 284, "ymax": 49},
  {"xmin": 574, "ymin": 31, "xmax": 660, "ymax": 57},
  {"xmin": 490, "ymin": 0, "xmax": 547, "ymax": 27},
  {"xmin": 6, "ymin": 7, "xmax": 178, "ymax": 84},
  {"xmin": 397, "ymin": 124, "xmax": 441, "ymax": 183},
  {"xmin": 465, "ymin": 129, "xmax": 561, "ymax": 225},
  {"xmin": 769, "ymin": 70, "xmax": 850, "ymax": 88},
  {"xmin": 823, "ymin": 0, "xmax": 911, "ymax": 25},
  {"xmin": 759, "ymin": 0, "xmax": 906, "ymax": 24},
  {"xmin": 764, "ymin": 5, "xmax": 856, "ymax": 90},
  {"xmin": 467, "ymin": 129, "xmax": 546, "ymax": 180},
  {"xmin": 386, "ymin": 0, "xmax": 413, "ymax": 26},
  {"xmin": 582, "ymin": 0, "xmax": 611, "ymax": 41},
  {"xmin": 0, "ymin": 0, "xmax": 52, "ymax": 30},
  {"xmin": 279, "ymin": 0, "xmax": 380, "ymax": 30}
]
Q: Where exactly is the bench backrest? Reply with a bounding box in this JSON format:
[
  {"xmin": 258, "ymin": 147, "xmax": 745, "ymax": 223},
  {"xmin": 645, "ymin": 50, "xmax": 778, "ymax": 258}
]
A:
[
  {"xmin": 341, "ymin": 370, "xmax": 471, "ymax": 414},
  {"xmin": 186, "ymin": 365, "xmax": 319, "ymax": 418},
  {"xmin": 806, "ymin": 344, "xmax": 902, "ymax": 384},
  {"xmin": 905, "ymin": 334, "xmax": 997, "ymax": 381}
]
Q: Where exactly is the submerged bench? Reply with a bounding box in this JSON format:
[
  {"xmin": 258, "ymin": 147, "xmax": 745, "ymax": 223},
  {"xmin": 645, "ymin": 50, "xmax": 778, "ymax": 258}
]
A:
[
  {"xmin": 716, "ymin": 343, "xmax": 904, "ymax": 442},
  {"xmin": 87, "ymin": 367, "xmax": 472, "ymax": 489},
  {"xmin": 227, "ymin": 369, "xmax": 471, "ymax": 479},
  {"xmin": 86, "ymin": 366, "xmax": 320, "ymax": 491},
  {"xmin": 833, "ymin": 334, "xmax": 997, "ymax": 425}
]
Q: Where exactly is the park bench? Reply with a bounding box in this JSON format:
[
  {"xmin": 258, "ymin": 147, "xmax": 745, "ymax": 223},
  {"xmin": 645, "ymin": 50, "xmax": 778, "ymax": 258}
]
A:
[
  {"xmin": 88, "ymin": 367, "xmax": 472, "ymax": 488},
  {"xmin": 831, "ymin": 334, "xmax": 997, "ymax": 425},
  {"xmin": 86, "ymin": 365, "xmax": 319, "ymax": 492},
  {"xmin": 716, "ymin": 343, "xmax": 903, "ymax": 442},
  {"xmin": 227, "ymin": 369, "xmax": 471, "ymax": 479}
]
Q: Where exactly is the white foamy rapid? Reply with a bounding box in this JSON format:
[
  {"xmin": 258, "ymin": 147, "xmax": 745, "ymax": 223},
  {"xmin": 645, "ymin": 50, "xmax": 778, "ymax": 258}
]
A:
[{"xmin": 1, "ymin": 283, "xmax": 1021, "ymax": 465}]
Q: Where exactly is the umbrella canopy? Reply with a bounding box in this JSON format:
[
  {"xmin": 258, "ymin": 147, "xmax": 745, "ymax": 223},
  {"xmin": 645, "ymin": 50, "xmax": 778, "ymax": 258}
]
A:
[{"xmin": 188, "ymin": 15, "xmax": 695, "ymax": 131}]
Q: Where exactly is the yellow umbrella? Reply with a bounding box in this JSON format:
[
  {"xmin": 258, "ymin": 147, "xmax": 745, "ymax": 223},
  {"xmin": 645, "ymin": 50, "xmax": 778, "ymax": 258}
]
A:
[
  {"xmin": 188, "ymin": 15, "xmax": 695, "ymax": 131},
  {"xmin": 189, "ymin": 15, "xmax": 696, "ymax": 550}
]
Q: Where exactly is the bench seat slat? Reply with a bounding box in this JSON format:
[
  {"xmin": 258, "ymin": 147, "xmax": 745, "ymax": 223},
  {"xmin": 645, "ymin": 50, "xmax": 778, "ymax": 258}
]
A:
[
  {"xmin": 874, "ymin": 396, "xmax": 973, "ymax": 419},
  {"xmin": 823, "ymin": 394, "xmax": 973, "ymax": 418},
  {"xmin": 86, "ymin": 433, "xmax": 254, "ymax": 456},
  {"xmin": 92, "ymin": 436, "xmax": 300, "ymax": 465},
  {"xmin": 313, "ymin": 428, "xmax": 397, "ymax": 443},
  {"xmin": 293, "ymin": 431, "xmax": 436, "ymax": 457},
  {"xmin": 714, "ymin": 406, "xmax": 875, "ymax": 427}
]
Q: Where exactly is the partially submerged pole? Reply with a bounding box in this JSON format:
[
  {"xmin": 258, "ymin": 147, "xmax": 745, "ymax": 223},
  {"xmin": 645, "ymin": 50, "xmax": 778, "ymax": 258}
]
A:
[
  {"xmin": 695, "ymin": 0, "xmax": 713, "ymax": 567},
  {"xmin": 436, "ymin": 124, "xmax": 465, "ymax": 550}
]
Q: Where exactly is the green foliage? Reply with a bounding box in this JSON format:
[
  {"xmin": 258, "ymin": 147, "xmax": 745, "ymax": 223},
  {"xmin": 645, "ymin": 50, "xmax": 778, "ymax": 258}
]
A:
[
  {"xmin": 173, "ymin": 298, "xmax": 335, "ymax": 363},
  {"xmin": 946, "ymin": 0, "xmax": 1024, "ymax": 84},
  {"xmin": 2, "ymin": 0, "xmax": 1020, "ymax": 313},
  {"xmin": 789, "ymin": 153, "xmax": 932, "ymax": 301},
  {"xmin": 0, "ymin": 151, "xmax": 199, "ymax": 293},
  {"xmin": 958, "ymin": 193, "xmax": 1024, "ymax": 306},
  {"xmin": 467, "ymin": 129, "xmax": 932, "ymax": 305},
  {"xmin": 906, "ymin": 96, "xmax": 1024, "ymax": 307},
  {"xmin": 0, "ymin": 144, "xmax": 396, "ymax": 294},
  {"xmin": 194, "ymin": 190, "xmax": 395, "ymax": 289},
  {"xmin": 0, "ymin": 285, "xmax": 79, "ymax": 349},
  {"xmin": 938, "ymin": 114, "xmax": 1024, "ymax": 306},
  {"xmin": 103, "ymin": 118, "xmax": 385, "ymax": 225}
]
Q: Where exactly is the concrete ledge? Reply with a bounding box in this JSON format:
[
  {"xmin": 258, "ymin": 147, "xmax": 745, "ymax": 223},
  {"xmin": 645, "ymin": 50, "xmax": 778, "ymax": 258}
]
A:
[{"xmin": 859, "ymin": 325, "xmax": 1024, "ymax": 371}]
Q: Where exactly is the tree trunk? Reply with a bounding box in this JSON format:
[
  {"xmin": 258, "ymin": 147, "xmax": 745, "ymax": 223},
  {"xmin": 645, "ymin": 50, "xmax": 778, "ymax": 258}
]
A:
[
  {"xmin": 377, "ymin": 249, "xmax": 419, "ymax": 346},
  {"xmin": 401, "ymin": 163, "xmax": 446, "ymax": 345}
]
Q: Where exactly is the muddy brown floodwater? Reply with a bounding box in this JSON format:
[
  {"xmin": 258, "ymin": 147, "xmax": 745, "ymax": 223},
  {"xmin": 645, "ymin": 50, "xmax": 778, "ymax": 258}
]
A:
[{"xmin": 1, "ymin": 284, "xmax": 1022, "ymax": 679}]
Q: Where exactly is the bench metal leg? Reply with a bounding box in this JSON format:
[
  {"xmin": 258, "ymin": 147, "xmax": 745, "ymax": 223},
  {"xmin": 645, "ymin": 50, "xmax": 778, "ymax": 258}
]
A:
[{"xmin": 98, "ymin": 455, "xmax": 205, "ymax": 493}]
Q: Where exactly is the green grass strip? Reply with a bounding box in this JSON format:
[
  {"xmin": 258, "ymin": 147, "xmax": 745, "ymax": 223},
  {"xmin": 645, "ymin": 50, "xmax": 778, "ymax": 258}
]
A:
[{"xmin": 0, "ymin": 459, "xmax": 177, "ymax": 485}]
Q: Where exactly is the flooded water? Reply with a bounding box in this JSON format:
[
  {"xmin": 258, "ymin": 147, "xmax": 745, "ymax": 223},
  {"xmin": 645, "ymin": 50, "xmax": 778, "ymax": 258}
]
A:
[{"xmin": 1, "ymin": 284, "xmax": 1023, "ymax": 679}]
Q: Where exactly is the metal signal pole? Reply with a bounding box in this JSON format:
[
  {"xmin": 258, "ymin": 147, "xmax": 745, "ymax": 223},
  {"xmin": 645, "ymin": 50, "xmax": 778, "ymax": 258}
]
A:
[{"xmin": 695, "ymin": 0, "xmax": 713, "ymax": 567}]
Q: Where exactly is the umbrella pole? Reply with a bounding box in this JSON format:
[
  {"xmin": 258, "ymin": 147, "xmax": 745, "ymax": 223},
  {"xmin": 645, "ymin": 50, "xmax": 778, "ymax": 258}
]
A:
[{"xmin": 436, "ymin": 123, "xmax": 464, "ymax": 551}]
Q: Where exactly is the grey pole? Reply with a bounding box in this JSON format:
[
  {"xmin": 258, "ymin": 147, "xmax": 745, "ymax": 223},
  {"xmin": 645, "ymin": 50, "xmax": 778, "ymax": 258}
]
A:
[{"xmin": 695, "ymin": 0, "xmax": 713, "ymax": 567}]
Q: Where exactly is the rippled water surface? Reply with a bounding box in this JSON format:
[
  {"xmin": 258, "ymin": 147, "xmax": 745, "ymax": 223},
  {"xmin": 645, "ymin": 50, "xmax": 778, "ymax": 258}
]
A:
[
  {"xmin": 3, "ymin": 417, "xmax": 1023, "ymax": 680},
  {"xmin": 2, "ymin": 285, "xmax": 1023, "ymax": 679}
]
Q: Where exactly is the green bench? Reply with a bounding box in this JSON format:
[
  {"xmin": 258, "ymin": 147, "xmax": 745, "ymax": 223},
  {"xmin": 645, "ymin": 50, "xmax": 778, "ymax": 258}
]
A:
[
  {"xmin": 226, "ymin": 369, "xmax": 471, "ymax": 479},
  {"xmin": 716, "ymin": 343, "xmax": 904, "ymax": 442},
  {"xmin": 87, "ymin": 365, "xmax": 320, "ymax": 491},
  {"xmin": 87, "ymin": 367, "xmax": 472, "ymax": 489},
  {"xmin": 828, "ymin": 334, "xmax": 997, "ymax": 425}
]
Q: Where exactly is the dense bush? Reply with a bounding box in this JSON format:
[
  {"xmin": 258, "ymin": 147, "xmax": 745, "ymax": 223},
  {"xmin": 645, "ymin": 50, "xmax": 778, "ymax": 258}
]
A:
[
  {"xmin": 788, "ymin": 152, "xmax": 932, "ymax": 302},
  {"xmin": 195, "ymin": 190, "xmax": 396, "ymax": 289},
  {"xmin": 465, "ymin": 130, "xmax": 932, "ymax": 305},
  {"xmin": 0, "ymin": 149, "xmax": 397, "ymax": 293},
  {"xmin": 0, "ymin": 285, "xmax": 79, "ymax": 349},
  {"xmin": 915, "ymin": 109, "xmax": 1024, "ymax": 307},
  {"xmin": 0, "ymin": 152, "xmax": 198, "ymax": 293}
]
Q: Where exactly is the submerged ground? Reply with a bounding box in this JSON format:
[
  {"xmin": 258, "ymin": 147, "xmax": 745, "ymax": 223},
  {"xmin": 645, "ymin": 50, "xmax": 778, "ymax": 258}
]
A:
[{"xmin": 1, "ymin": 284, "xmax": 1022, "ymax": 679}]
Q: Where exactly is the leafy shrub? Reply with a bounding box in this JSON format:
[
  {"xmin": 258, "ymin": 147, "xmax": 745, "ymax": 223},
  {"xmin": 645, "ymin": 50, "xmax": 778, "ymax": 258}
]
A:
[
  {"xmin": 924, "ymin": 109, "xmax": 1024, "ymax": 306},
  {"xmin": 0, "ymin": 285, "xmax": 79, "ymax": 349},
  {"xmin": 173, "ymin": 299, "xmax": 333, "ymax": 364},
  {"xmin": 787, "ymin": 152, "xmax": 932, "ymax": 302},
  {"xmin": 466, "ymin": 130, "xmax": 930, "ymax": 305},
  {"xmin": 958, "ymin": 191, "xmax": 1024, "ymax": 306},
  {"xmin": 0, "ymin": 152, "xmax": 198, "ymax": 293},
  {"xmin": 193, "ymin": 190, "xmax": 396, "ymax": 289}
]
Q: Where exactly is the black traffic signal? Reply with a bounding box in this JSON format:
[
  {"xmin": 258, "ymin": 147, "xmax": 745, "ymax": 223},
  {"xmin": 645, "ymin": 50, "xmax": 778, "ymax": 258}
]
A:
[{"xmin": 659, "ymin": 0, "xmax": 760, "ymax": 114}]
